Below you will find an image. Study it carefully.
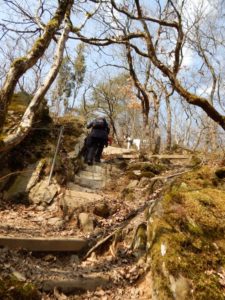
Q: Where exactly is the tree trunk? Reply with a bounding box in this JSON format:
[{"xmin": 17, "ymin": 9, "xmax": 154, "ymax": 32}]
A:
[
  {"xmin": 0, "ymin": 0, "xmax": 73, "ymax": 131},
  {"xmin": 152, "ymin": 93, "xmax": 161, "ymax": 154},
  {"xmin": 209, "ymin": 121, "xmax": 218, "ymax": 152},
  {"xmin": 125, "ymin": 43, "xmax": 150, "ymax": 134},
  {"xmin": 165, "ymin": 94, "xmax": 172, "ymax": 152},
  {"xmin": 110, "ymin": 117, "xmax": 121, "ymax": 146},
  {"xmin": 132, "ymin": 4, "xmax": 225, "ymax": 131},
  {"xmin": 0, "ymin": 17, "xmax": 71, "ymax": 153},
  {"xmin": 142, "ymin": 109, "xmax": 149, "ymax": 138},
  {"xmin": 154, "ymin": 127, "xmax": 161, "ymax": 154}
]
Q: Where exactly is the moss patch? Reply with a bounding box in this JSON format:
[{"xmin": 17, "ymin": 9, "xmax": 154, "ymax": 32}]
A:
[
  {"xmin": 0, "ymin": 276, "xmax": 40, "ymax": 300},
  {"xmin": 8, "ymin": 92, "xmax": 31, "ymax": 113},
  {"xmin": 148, "ymin": 165, "xmax": 225, "ymax": 299},
  {"xmin": 55, "ymin": 115, "xmax": 84, "ymax": 140},
  {"xmin": 127, "ymin": 162, "xmax": 166, "ymax": 175}
]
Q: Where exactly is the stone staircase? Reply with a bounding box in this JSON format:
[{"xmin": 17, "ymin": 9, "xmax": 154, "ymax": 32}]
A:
[
  {"xmin": 62, "ymin": 163, "xmax": 113, "ymax": 210},
  {"xmin": 0, "ymin": 162, "xmax": 116, "ymax": 253},
  {"xmin": 74, "ymin": 164, "xmax": 109, "ymax": 190}
]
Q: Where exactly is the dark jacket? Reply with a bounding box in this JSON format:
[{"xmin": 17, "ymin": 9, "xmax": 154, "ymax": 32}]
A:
[{"xmin": 87, "ymin": 118, "xmax": 110, "ymax": 141}]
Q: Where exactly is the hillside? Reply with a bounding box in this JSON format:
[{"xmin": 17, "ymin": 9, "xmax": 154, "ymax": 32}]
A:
[{"xmin": 0, "ymin": 98, "xmax": 225, "ymax": 299}]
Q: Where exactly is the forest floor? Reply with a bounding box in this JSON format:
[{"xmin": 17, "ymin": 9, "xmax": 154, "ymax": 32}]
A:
[{"xmin": 0, "ymin": 146, "xmax": 197, "ymax": 299}]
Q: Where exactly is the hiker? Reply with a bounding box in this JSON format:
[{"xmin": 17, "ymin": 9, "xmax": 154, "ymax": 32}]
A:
[{"xmin": 84, "ymin": 117, "xmax": 110, "ymax": 165}]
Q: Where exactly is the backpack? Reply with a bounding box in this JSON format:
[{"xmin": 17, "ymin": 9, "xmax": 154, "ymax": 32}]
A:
[{"xmin": 92, "ymin": 118, "xmax": 106, "ymax": 129}]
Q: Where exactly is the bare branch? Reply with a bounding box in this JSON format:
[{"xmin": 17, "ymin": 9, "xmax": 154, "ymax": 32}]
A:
[{"xmin": 110, "ymin": 0, "xmax": 179, "ymax": 29}]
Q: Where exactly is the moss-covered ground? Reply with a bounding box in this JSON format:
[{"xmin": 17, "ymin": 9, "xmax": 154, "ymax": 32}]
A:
[
  {"xmin": 149, "ymin": 165, "xmax": 225, "ymax": 300},
  {"xmin": 0, "ymin": 276, "xmax": 40, "ymax": 300}
]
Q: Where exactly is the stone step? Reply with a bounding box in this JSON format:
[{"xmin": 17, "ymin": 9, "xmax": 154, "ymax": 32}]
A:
[
  {"xmin": 74, "ymin": 176, "xmax": 105, "ymax": 189},
  {"xmin": 0, "ymin": 236, "xmax": 88, "ymax": 252},
  {"xmin": 149, "ymin": 154, "xmax": 190, "ymax": 159},
  {"xmin": 66, "ymin": 182, "xmax": 97, "ymax": 193},
  {"xmin": 121, "ymin": 154, "xmax": 139, "ymax": 159},
  {"xmin": 83, "ymin": 164, "xmax": 108, "ymax": 174},
  {"xmin": 77, "ymin": 170, "xmax": 104, "ymax": 180},
  {"xmin": 42, "ymin": 276, "xmax": 109, "ymax": 294},
  {"xmin": 64, "ymin": 189, "xmax": 103, "ymax": 208},
  {"xmin": 103, "ymin": 146, "xmax": 136, "ymax": 155},
  {"xmin": 83, "ymin": 162, "xmax": 121, "ymax": 177}
]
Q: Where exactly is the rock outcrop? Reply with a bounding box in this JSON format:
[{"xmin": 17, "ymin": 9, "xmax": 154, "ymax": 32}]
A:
[
  {"xmin": 0, "ymin": 92, "xmax": 84, "ymax": 205},
  {"xmin": 147, "ymin": 165, "xmax": 225, "ymax": 300}
]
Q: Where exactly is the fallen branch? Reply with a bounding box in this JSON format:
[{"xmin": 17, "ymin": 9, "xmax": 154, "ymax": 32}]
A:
[
  {"xmin": 149, "ymin": 160, "xmax": 204, "ymax": 182},
  {"xmin": 149, "ymin": 169, "xmax": 189, "ymax": 182},
  {"xmin": 84, "ymin": 198, "xmax": 157, "ymax": 260}
]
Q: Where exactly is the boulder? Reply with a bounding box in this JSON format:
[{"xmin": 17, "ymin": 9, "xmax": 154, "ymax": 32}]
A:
[
  {"xmin": 127, "ymin": 180, "xmax": 139, "ymax": 188},
  {"xmin": 47, "ymin": 217, "xmax": 63, "ymax": 227},
  {"xmin": 3, "ymin": 163, "xmax": 38, "ymax": 202},
  {"xmin": 29, "ymin": 178, "xmax": 59, "ymax": 205},
  {"xmin": 26, "ymin": 160, "xmax": 46, "ymax": 191}
]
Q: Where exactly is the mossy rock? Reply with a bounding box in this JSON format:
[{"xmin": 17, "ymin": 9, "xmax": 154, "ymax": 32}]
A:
[
  {"xmin": 55, "ymin": 115, "xmax": 84, "ymax": 137},
  {"xmin": 0, "ymin": 276, "xmax": 41, "ymax": 300},
  {"xmin": 127, "ymin": 162, "xmax": 166, "ymax": 175},
  {"xmin": 171, "ymin": 166, "xmax": 215, "ymax": 190},
  {"xmin": 165, "ymin": 188, "xmax": 225, "ymax": 238},
  {"xmin": 0, "ymin": 99, "xmax": 84, "ymax": 198},
  {"xmin": 148, "ymin": 165, "xmax": 225, "ymax": 300}
]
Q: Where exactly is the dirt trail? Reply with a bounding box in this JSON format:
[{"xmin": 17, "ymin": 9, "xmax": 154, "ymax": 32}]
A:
[{"xmin": 0, "ymin": 147, "xmax": 189, "ymax": 299}]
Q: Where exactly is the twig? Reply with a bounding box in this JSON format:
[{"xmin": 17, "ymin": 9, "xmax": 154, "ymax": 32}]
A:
[
  {"xmin": 84, "ymin": 228, "xmax": 120, "ymax": 260},
  {"xmin": 150, "ymin": 170, "xmax": 189, "ymax": 182}
]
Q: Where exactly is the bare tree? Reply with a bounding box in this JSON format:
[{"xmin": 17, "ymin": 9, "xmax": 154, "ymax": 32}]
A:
[
  {"xmin": 70, "ymin": 0, "xmax": 225, "ymax": 131},
  {"xmin": 0, "ymin": 0, "xmax": 73, "ymax": 130},
  {"xmin": 0, "ymin": 12, "xmax": 72, "ymax": 152}
]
